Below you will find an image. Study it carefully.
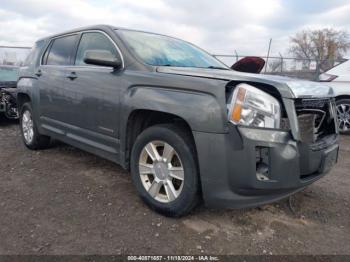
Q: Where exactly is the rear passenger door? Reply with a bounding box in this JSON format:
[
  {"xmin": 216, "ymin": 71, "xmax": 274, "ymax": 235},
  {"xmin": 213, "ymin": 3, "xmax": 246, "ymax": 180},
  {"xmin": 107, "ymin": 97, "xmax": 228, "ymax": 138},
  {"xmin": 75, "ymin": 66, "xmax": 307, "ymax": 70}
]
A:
[
  {"xmin": 38, "ymin": 34, "xmax": 79, "ymax": 126},
  {"xmin": 62, "ymin": 31, "xmax": 123, "ymax": 153}
]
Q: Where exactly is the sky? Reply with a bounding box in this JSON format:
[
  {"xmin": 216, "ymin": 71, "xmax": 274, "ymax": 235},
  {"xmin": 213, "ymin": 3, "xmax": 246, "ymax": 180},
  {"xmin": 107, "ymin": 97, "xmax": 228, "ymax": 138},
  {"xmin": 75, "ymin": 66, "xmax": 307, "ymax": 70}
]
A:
[{"xmin": 0, "ymin": 0, "xmax": 349, "ymax": 60}]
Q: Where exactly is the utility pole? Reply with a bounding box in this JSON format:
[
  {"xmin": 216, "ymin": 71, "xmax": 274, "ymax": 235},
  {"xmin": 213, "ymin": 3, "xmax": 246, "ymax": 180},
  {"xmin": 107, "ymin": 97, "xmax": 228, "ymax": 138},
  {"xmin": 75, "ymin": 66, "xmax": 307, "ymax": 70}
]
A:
[
  {"xmin": 279, "ymin": 52, "xmax": 283, "ymax": 73},
  {"xmin": 234, "ymin": 50, "xmax": 239, "ymax": 62},
  {"xmin": 264, "ymin": 38, "xmax": 272, "ymax": 73}
]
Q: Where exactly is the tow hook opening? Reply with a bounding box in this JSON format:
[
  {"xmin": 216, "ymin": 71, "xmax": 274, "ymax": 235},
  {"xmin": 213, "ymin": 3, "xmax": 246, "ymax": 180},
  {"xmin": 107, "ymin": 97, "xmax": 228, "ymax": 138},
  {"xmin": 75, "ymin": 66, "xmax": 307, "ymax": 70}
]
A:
[{"xmin": 256, "ymin": 146, "xmax": 270, "ymax": 181}]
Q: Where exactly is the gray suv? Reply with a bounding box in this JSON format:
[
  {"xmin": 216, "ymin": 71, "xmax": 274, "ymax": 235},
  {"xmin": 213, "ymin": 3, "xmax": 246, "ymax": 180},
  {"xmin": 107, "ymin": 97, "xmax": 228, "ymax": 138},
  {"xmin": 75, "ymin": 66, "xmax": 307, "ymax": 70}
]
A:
[{"xmin": 18, "ymin": 25, "xmax": 339, "ymax": 217}]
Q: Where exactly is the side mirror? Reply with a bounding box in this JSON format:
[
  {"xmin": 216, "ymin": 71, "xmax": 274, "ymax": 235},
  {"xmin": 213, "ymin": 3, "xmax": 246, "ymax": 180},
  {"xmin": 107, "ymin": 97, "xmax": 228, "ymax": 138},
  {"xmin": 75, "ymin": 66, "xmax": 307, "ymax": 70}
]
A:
[{"xmin": 83, "ymin": 50, "xmax": 122, "ymax": 69}]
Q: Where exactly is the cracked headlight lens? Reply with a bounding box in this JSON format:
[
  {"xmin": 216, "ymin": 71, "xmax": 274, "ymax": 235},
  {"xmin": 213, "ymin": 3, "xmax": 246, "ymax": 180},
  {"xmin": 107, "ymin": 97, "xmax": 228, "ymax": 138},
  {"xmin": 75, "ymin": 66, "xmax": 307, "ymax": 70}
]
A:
[{"xmin": 228, "ymin": 83, "xmax": 281, "ymax": 128}]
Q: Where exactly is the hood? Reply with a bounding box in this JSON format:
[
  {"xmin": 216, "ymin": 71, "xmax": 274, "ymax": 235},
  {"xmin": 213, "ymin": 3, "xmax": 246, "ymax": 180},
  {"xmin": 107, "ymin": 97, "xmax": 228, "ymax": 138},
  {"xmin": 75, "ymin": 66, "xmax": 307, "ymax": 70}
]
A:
[{"xmin": 156, "ymin": 66, "xmax": 334, "ymax": 99}]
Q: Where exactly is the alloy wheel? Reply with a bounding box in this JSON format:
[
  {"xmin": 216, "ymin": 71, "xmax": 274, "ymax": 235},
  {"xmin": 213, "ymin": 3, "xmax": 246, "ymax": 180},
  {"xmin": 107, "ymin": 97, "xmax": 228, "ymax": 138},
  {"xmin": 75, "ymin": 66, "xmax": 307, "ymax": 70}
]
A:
[
  {"xmin": 138, "ymin": 140, "xmax": 184, "ymax": 203},
  {"xmin": 337, "ymin": 103, "xmax": 350, "ymax": 132},
  {"xmin": 22, "ymin": 110, "xmax": 34, "ymax": 144}
]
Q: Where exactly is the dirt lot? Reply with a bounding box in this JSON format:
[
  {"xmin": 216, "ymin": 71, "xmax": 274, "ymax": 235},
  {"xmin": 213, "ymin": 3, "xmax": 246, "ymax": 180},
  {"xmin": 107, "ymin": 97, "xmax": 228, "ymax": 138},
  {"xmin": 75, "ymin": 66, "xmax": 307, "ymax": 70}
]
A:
[{"xmin": 0, "ymin": 117, "xmax": 349, "ymax": 255}]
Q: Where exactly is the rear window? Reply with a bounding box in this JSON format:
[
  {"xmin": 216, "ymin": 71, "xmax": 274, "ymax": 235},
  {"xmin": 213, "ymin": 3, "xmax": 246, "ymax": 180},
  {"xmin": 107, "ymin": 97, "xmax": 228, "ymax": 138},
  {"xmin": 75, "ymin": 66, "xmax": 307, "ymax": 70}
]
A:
[{"xmin": 44, "ymin": 35, "xmax": 78, "ymax": 65}]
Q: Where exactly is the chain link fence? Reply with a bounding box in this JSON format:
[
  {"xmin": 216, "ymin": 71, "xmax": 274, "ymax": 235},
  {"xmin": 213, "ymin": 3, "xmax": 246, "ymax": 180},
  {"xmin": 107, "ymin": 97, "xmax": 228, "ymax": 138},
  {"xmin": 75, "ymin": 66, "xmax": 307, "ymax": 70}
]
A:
[{"xmin": 215, "ymin": 54, "xmax": 347, "ymax": 81}]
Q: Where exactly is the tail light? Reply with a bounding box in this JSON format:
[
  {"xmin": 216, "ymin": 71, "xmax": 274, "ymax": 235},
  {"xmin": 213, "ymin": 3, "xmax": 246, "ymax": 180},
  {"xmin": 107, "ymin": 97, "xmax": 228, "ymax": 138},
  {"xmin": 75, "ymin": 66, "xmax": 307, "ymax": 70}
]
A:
[{"xmin": 319, "ymin": 73, "xmax": 338, "ymax": 82}]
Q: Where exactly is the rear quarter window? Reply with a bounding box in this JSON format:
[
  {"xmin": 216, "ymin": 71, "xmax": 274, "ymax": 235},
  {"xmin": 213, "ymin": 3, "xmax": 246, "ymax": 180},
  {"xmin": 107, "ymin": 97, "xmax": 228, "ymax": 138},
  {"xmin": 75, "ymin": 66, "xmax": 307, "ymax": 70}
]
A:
[{"xmin": 23, "ymin": 40, "xmax": 45, "ymax": 67}]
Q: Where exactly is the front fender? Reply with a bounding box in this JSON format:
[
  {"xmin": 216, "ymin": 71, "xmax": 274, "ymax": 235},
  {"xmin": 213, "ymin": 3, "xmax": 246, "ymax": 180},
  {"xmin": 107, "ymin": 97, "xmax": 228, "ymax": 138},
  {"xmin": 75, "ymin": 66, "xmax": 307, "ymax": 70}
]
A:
[{"xmin": 121, "ymin": 86, "xmax": 228, "ymax": 134}]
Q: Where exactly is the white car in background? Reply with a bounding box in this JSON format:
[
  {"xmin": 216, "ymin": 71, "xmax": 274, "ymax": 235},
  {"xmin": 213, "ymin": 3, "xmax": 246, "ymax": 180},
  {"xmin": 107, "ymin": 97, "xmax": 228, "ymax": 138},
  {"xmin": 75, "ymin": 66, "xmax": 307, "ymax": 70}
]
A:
[{"xmin": 319, "ymin": 60, "xmax": 350, "ymax": 133}]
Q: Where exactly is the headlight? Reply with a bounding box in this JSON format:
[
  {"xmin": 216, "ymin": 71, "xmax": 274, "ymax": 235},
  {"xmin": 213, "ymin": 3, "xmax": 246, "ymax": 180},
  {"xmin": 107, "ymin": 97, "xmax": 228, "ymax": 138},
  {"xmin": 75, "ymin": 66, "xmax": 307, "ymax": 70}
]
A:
[{"xmin": 228, "ymin": 83, "xmax": 281, "ymax": 128}]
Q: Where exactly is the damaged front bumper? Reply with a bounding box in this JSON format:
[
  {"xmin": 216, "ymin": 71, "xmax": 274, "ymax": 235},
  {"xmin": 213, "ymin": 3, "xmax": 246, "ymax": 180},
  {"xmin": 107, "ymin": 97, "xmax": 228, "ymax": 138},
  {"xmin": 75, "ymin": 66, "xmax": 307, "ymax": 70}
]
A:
[{"xmin": 194, "ymin": 122, "xmax": 339, "ymax": 209}]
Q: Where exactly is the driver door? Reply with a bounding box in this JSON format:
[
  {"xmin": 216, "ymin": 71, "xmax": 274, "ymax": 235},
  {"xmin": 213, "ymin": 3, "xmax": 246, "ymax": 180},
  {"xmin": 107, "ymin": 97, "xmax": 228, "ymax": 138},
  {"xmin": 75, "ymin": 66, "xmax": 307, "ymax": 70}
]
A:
[{"xmin": 63, "ymin": 31, "xmax": 123, "ymax": 154}]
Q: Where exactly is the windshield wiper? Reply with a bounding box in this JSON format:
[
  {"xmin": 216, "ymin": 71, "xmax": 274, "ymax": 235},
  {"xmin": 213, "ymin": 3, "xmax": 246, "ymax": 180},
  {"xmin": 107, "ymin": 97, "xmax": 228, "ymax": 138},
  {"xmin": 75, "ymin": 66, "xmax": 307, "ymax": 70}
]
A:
[{"xmin": 207, "ymin": 66, "xmax": 230, "ymax": 70}]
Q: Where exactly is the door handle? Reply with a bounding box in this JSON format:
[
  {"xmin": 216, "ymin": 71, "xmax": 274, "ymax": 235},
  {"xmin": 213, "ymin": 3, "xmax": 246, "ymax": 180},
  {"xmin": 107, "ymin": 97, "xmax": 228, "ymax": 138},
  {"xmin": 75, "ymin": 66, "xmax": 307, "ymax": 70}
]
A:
[
  {"xmin": 35, "ymin": 69, "xmax": 42, "ymax": 77},
  {"xmin": 66, "ymin": 72, "xmax": 77, "ymax": 80}
]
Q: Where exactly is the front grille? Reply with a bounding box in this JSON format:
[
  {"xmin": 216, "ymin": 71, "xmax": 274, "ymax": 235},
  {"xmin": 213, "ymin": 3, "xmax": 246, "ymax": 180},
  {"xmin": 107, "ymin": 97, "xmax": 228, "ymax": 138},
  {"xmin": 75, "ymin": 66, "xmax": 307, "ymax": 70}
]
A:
[{"xmin": 295, "ymin": 98, "xmax": 337, "ymax": 144}]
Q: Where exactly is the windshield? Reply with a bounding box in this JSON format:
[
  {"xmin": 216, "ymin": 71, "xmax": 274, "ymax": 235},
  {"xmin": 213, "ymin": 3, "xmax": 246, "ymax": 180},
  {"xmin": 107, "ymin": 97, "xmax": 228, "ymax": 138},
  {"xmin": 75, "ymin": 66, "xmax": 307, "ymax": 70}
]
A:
[
  {"xmin": 0, "ymin": 67, "xmax": 19, "ymax": 82},
  {"xmin": 117, "ymin": 30, "xmax": 228, "ymax": 69}
]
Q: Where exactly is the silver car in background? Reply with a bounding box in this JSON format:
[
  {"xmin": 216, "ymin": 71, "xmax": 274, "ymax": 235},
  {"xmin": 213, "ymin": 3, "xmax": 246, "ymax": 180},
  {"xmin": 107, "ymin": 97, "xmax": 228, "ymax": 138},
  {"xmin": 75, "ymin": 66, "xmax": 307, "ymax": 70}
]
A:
[{"xmin": 319, "ymin": 60, "xmax": 350, "ymax": 133}]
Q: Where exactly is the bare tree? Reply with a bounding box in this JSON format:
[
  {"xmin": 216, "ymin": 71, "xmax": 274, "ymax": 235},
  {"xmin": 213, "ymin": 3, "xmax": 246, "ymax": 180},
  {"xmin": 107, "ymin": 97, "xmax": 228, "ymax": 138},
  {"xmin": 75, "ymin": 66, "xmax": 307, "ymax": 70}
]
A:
[{"xmin": 289, "ymin": 28, "xmax": 350, "ymax": 71}]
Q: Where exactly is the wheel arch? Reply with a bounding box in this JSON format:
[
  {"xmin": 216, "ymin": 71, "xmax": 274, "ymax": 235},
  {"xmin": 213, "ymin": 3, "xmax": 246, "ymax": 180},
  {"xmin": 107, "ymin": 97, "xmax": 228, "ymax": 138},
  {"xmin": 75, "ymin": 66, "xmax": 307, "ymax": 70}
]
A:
[
  {"xmin": 335, "ymin": 95, "xmax": 350, "ymax": 101},
  {"xmin": 16, "ymin": 77, "xmax": 42, "ymax": 127},
  {"xmin": 122, "ymin": 109, "xmax": 197, "ymax": 170},
  {"xmin": 17, "ymin": 92, "xmax": 31, "ymax": 110}
]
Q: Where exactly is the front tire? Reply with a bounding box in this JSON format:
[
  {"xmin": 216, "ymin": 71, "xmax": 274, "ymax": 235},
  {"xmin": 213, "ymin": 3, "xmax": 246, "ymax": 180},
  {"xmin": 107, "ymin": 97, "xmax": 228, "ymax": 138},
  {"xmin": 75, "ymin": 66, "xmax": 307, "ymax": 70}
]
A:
[
  {"xmin": 130, "ymin": 124, "xmax": 200, "ymax": 217},
  {"xmin": 19, "ymin": 102, "xmax": 51, "ymax": 150},
  {"xmin": 336, "ymin": 99, "xmax": 350, "ymax": 133}
]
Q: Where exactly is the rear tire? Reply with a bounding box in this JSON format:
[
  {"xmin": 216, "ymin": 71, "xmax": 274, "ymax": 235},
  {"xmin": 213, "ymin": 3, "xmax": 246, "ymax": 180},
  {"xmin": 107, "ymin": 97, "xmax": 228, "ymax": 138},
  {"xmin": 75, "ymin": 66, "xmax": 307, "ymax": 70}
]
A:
[
  {"xmin": 336, "ymin": 99, "xmax": 350, "ymax": 134},
  {"xmin": 19, "ymin": 102, "xmax": 51, "ymax": 150},
  {"xmin": 130, "ymin": 124, "xmax": 200, "ymax": 217}
]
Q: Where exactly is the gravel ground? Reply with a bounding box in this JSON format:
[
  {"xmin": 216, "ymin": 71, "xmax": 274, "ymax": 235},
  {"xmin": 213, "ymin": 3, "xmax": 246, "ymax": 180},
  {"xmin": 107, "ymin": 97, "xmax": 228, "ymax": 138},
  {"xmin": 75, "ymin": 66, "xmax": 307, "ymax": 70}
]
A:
[{"xmin": 0, "ymin": 117, "xmax": 349, "ymax": 255}]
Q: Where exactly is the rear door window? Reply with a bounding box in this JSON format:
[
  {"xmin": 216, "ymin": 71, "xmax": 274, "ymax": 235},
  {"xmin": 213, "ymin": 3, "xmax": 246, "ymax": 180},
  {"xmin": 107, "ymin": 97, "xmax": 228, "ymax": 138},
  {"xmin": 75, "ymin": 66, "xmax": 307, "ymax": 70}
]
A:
[
  {"xmin": 75, "ymin": 32, "xmax": 119, "ymax": 66},
  {"xmin": 45, "ymin": 35, "xmax": 78, "ymax": 65}
]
